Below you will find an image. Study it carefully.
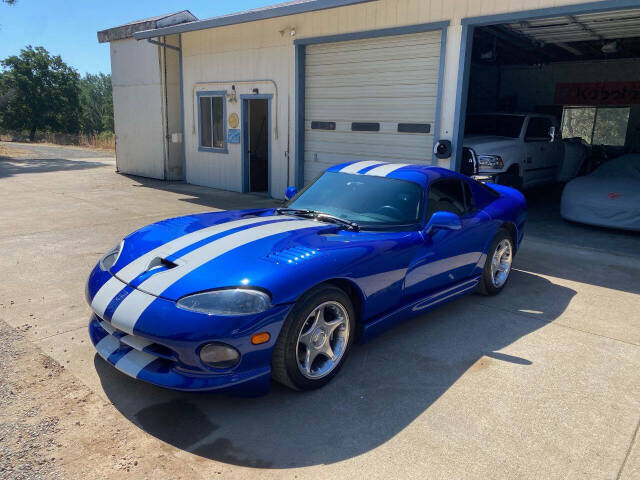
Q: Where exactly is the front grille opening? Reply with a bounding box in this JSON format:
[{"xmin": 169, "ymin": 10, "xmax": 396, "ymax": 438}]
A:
[{"xmin": 145, "ymin": 342, "xmax": 176, "ymax": 360}]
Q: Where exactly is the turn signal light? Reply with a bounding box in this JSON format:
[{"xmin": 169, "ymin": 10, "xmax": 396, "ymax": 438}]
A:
[{"xmin": 251, "ymin": 332, "xmax": 271, "ymax": 345}]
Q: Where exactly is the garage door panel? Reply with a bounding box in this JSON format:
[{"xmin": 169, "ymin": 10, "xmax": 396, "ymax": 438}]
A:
[
  {"xmin": 306, "ymin": 58, "xmax": 440, "ymax": 77},
  {"xmin": 305, "ymin": 139, "xmax": 431, "ymax": 158},
  {"xmin": 305, "ymin": 130, "xmax": 434, "ymax": 149},
  {"xmin": 306, "ymin": 69, "xmax": 440, "ymax": 88},
  {"xmin": 306, "ymin": 100, "xmax": 436, "ymax": 122},
  {"xmin": 304, "ymin": 30, "xmax": 442, "ymax": 182},
  {"xmin": 306, "ymin": 45, "xmax": 442, "ymax": 66},
  {"xmin": 308, "ymin": 35, "xmax": 442, "ymax": 54},
  {"xmin": 307, "ymin": 84, "xmax": 438, "ymax": 99}
]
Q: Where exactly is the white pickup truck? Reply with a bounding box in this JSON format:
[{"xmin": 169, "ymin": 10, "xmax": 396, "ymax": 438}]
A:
[{"xmin": 463, "ymin": 113, "xmax": 563, "ymax": 189}]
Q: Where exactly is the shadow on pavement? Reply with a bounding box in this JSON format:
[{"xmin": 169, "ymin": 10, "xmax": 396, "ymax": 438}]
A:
[
  {"xmin": 96, "ymin": 269, "xmax": 575, "ymax": 468},
  {"xmin": 123, "ymin": 174, "xmax": 281, "ymax": 211},
  {"xmin": 0, "ymin": 156, "xmax": 106, "ymax": 178}
]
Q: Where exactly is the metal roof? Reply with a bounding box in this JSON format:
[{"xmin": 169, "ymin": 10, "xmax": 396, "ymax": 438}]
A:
[
  {"xmin": 98, "ymin": 10, "xmax": 197, "ymax": 43},
  {"xmin": 132, "ymin": 0, "xmax": 377, "ymax": 40},
  {"xmin": 505, "ymin": 8, "xmax": 640, "ymax": 43}
]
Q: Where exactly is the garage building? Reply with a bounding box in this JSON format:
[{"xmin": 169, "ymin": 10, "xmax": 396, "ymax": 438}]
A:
[{"xmin": 97, "ymin": 0, "xmax": 640, "ymax": 207}]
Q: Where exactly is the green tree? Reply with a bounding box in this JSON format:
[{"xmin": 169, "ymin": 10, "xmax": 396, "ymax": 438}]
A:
[
  {"xmin": 79, "ymin": 73, "xmax": 114, "ymax": 134},
  {"xmin": 0, "ymin": 46, "xmax": 80, "ymax": 140}
]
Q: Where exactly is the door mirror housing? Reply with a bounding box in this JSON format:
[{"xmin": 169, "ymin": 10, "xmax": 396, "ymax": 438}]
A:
[
  {"xmin": 285, "ymin": 186, "xmax": 298, "ymax": 200},
  {"xmin": 423, "ymin": 211, "xmax": 462, "ymax": 235},
  {"xmin": 548, "ymin": 125, "xmax": 557, "ymax": 142}
]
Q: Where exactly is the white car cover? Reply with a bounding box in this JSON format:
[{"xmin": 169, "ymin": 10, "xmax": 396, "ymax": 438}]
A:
[{"xmin": 561, "ymin": 154, "xmax": 640, "ymax": 231}]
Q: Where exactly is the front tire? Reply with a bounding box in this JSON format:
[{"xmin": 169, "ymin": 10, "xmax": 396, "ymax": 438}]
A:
[
  {"xmin": 271, "ymin": 285, "xmax": 355, "ymax": 391},
  {"xmin": 477, "ymin": 229, "xmax": 514, "ymax": 296}
]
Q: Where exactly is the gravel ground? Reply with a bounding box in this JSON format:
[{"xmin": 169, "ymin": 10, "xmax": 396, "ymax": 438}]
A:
[{"xmin": 0, "ymin": 321, "xmax": 63, "ymax": 480}]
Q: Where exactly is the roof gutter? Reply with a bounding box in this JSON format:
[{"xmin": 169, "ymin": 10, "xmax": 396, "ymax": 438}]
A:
[{"xmin": 133, "ymin": 0, "xmax": 377, "ymax": 40}]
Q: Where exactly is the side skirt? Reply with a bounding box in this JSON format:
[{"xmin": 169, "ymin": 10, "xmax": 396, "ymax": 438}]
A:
[{"xmin": 359, "ymin": 277, "xmax": 481, "ymax": 343}]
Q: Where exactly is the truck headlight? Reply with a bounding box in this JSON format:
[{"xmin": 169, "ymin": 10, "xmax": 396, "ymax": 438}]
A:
[
  {"xmin": 99, "ymin": 241, "xmax": 123, "ymax": 271},
  {"xmin": 177, "ymin": 288, "xmax": 272, "ymax": 316},
  {"xmin": 477, "ymin": 155, "xmax": 504, "ymax": 170}
]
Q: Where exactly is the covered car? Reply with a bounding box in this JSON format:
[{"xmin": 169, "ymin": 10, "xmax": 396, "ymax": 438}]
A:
[{"xmin": 561, "ymin": 154, "xmax": 640, "ymax": 231}]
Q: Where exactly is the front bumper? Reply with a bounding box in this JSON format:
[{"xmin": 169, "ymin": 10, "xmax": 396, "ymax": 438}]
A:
[
  {"xmin": 90, "ymin": 316, "xmax": 276, "ymax": 394},
  {"xmin": 87, "ymin": 268, "xmax": 292, "ymax": 395}
]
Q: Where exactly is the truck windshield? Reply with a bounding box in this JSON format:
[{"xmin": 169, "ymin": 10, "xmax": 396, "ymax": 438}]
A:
[
  {"xmin": 286, "ymin": 172, "xmax": 423, "ymax": 230},
  {"xmin": 465, "ymin": 114, "xmax": 525, "ymax": 138}
]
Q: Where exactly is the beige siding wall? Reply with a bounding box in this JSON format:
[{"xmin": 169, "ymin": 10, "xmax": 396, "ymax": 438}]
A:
[
  {"xmin": 111, "ymin": 38, "xmax": 166, "ymax": 179},
  {"xmin": 177, "ymin": 0, "xmax": 603, "ymax": 197}
]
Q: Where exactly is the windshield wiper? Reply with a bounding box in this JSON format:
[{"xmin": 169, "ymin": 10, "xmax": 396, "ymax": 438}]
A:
[
  {"xmin": 315, "ymin": 213, "xmax": 360, "ymax": 231},
  {"xmin": 275, "ymin": 208, "xmax": 360, "ymax": 231},
  {"xmin": 275, "ymin": 208, "xmax": 315, "ymax": 216}
]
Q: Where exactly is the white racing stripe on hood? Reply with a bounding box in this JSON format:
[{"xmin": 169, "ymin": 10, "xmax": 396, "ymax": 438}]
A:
[
  {"xmin": 110, "ymin": 219, "xmax": 321, "ymax": 334},
  {"xmin": 339, "ymin": 161, "xmax": 382, "ymax": 174},
  {"xmin": 92, "ymin": 278, "xmax": 127, "ymax": 318},
  {"xmin": 90, "ymin": 216, "xmax": 288, "ymax": 318},
  {"xmin": 365, "ymin": 163, "xmax": 409, "ymax": 177}
]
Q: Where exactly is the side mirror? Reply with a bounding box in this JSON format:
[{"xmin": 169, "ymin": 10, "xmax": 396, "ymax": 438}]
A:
[
  {"xmin": 285, "ymin": 186, "xmax": 298, "ymax": 200},
  {"xmin": 423, "ymin": 211, "xmax": 462, "ymax": 236},
  {"xmin": 548, "ymin": 125, "xmax": 557, "ymax": 143}
]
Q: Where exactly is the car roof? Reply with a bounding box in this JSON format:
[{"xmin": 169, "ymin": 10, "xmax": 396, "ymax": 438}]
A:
[{"xmin": 325, "ymin": 161, "xmax": 460, "ymax": 188}]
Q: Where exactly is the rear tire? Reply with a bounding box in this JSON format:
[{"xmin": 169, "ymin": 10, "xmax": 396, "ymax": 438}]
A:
[
  {"xmin": 477, "ymin": 229, "xmax": 514, "ymax": 296},
  {"xmin": 271, "ymin": 285, "xmax": 355, "ymax": 391}
]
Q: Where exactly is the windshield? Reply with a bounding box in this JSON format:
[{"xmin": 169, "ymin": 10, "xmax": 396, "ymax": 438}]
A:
[
  {"xmin": 465, "ymin": 114, "xmax": 525, "ymax": 138},
  {"xmin": 287, "ymin": 172, "xmax": 423, "ymax": 229}
]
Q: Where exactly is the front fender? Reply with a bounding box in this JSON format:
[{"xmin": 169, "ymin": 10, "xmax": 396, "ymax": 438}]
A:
[{"xmin": 263, "ymin": 231, "xmax": 421, "ymax": 321}]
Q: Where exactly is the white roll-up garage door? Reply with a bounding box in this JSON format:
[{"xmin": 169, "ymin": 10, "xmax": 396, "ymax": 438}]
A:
[{"xmin": 303, "ymin": 30, "xmax": 442, "ymax": 184}]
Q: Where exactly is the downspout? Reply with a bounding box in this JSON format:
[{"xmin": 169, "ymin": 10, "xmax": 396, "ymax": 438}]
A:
[
  {"xmin": 162, "ymin": 37, "xmax": 170, "ymax": 180},
  {"xmin": 179, "ymin": 34, "xmax": 186, "ymax": 181}
]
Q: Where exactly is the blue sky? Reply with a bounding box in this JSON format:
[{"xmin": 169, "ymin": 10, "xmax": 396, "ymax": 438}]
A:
[{"xmin": 0, "ymin": 0, "xmax": 277, "ymax": 75}]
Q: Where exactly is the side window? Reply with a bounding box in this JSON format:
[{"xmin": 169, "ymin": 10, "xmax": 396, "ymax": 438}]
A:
[
  {"xmin": 198, "ymin": 92, "xmax": 226, "ymax": 152},
  {"xmin": 525, "ymin": 117, "xmax": 552, "ymax": 142},
  {"xmin": 426, "ymin": 179, "xmax": 466, "ymax": 220}
]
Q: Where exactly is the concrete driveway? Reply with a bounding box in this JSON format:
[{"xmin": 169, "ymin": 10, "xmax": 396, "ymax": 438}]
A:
[{"xmin": 1, "ymin": 142, "xmax": 639, "ymax": 479}]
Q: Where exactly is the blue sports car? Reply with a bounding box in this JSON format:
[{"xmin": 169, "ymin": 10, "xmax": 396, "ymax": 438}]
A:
[{"xmin": 86, "ymin": 161, "xmax": 525, "ymax": 395}]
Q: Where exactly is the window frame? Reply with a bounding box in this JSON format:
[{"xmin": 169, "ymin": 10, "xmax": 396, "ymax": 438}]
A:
[
  {"xmin": 560, "ymin": 105, "xmax": 630, "ymax": 146},
  {"xmin": 425, "ymin": 178, "xmax": 468, "ymax": 222},
  {"xmin": 524, "ymin": 116, "xmax": 553, "ymax": 143},
  {"xmin": 197, "ymin": 90, "xmax": 228, "ymax": 153}
]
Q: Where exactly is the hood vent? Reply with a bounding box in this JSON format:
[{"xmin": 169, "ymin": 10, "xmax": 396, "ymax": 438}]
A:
[
  {"xmin": 145, "ymin": 256, "xmax": 179, "ymax": 272},
  {"xmin": 264, "ymin": 246, "xmax": 320, "ymax": 265}
]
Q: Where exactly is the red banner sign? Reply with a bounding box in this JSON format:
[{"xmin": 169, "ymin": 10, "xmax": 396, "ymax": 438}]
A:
[{"xmin": 554, "ymin": 81, "xmax": 640, "ymax": 105}]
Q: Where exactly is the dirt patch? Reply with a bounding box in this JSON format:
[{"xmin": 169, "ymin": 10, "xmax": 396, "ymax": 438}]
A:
[
  {"xmin": 0, "ymin": 320, "xmax": 237, "ymax": 479},
  {"xmin": 0, "ymin": 145, "xmax": 34, "ymax": 158}
]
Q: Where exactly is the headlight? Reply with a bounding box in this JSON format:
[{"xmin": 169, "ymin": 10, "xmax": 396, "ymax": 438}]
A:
[
  {"xmin": 177, "ymin": 288, "xmax": 272, "ymax": 316},
  {"xmin": 99, "ymin": 241, "xmax": 123, "ymax": 271},
  {"xmin": 477, "ymin": 155, "xmax": 504, "ymax": 170}
]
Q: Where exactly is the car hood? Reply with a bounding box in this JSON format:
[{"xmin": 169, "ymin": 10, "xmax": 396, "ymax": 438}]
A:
[
  {"xmin": 463, "ymin": 135, "xmax": 518, "ymax": 151},
  {"xmin": 108, "ymin": 209, "xmax": 404, "ymax": 304}
]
